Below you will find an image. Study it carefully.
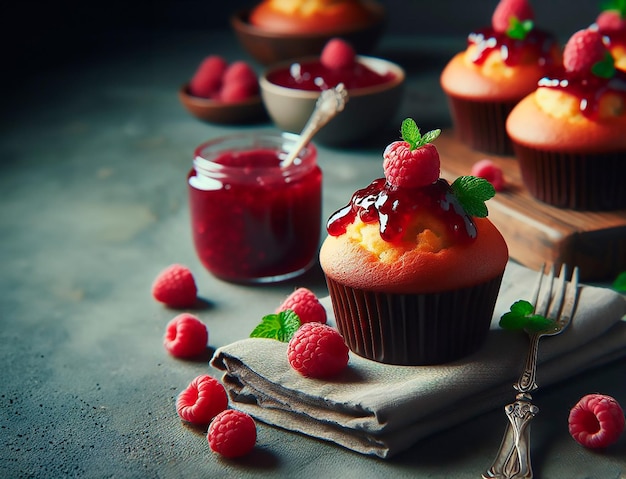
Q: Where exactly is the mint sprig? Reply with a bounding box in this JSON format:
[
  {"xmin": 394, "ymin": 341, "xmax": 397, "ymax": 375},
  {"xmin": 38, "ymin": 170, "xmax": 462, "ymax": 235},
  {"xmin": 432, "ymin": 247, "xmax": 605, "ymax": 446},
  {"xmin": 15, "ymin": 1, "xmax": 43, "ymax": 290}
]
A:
[
  {"xmin": 507, "ymin": 17, "xmax": 534, "ymax": 40},
  {"xmin": 250, "ymin": 309, "xmax": 300, "ymax": 342},
  {"xmin": 400, "ymin": 118, "xmax": 441, "ymax": 151},
  {"xmin": 451, "ymin": 176, "xmax": 495, "ymax": 218},
  {"xmin": 591, "ymin": 51, "xmax": 616, "ymax": 79},
  {"xmin": 612, "ymin": 271, "xmax": 626, "ymax": 292},
  {"xmin": 601, "ymin": 0, "xmax": 626, "ymax": 15},
  {"xmin": 499, "ymin": 300, "xmax": 556, "ymax": 332}
]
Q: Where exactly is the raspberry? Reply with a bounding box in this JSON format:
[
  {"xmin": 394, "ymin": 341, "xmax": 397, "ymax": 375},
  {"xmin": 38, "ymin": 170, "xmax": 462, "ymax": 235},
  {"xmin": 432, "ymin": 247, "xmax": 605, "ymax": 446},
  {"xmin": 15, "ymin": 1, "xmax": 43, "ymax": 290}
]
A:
[
  {"xmin": 219, "ymin": 81, "xmax": 258, "ymax": 103},
  {"xmin": 152, "ymin": 264, "xmax": 198, "ymax": 308},
  {"xmin": 383, "ymin": 141, "xmax": 440, "ymax": 188},
  {"xmin": 189, "ymin": 55, "xmax": 228, "ymax": 98},
  {"xmin": 164, "ymin": 313, "xmax": 208, "ymax": 359},
  {"xmin": 320, "ymin": 38, "xmax": 356, "ymax": 70},
  {"xmin": 491, "ymin": 0, "xmax": 534, "ymax": 33},
  {"xmin": 563, "ymin": 29, "xmax": 608, "ymax": 73},
  {"xmin": 276, "ymin": 287, "xmax": 327, "ymax": 324},
  {"xmin": 470, "ymin": 159, "xmax": 505, "ymax": 191},
  {"xmin": 595, "ymin": 10, "xmax": 626, "ymax": 33},
  {"xmin": 568, "ymin": 393, "xmax": 625, "ymax": 449},
  {"xmin": 208, "ymin": 409, "xmax": 257, "ymax": 458},
  {"xmin": 287, "ymin": 323, "xmax": 349, "ymax": 378},
  {"xmin": 176, "ymin": 375, "xmax": 228, "ymax": 425}
]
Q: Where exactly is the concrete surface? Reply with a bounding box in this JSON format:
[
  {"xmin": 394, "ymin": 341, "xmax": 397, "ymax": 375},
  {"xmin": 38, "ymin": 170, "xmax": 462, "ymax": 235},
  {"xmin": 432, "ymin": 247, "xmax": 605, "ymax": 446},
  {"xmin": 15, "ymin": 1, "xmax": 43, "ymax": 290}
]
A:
[{"xmin": 1, "ymin": 27, "xmax": 625, "ymax": 479}]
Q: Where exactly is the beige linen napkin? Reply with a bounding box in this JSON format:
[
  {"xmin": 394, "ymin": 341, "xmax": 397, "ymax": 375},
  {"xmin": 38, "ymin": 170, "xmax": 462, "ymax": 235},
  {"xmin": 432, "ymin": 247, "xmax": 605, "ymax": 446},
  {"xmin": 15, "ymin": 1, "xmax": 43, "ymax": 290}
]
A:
[{"xmin": 210, "ymin": 262, "xmax": 626, "ymax": 458}]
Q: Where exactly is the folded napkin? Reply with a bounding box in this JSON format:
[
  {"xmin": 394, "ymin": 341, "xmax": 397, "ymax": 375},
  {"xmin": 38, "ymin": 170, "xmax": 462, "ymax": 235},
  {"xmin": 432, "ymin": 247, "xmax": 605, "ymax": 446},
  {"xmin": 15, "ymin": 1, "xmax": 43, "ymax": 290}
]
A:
[{"xmin": 210, "ymin": 262, "xmax": 626, "ymax": 458}]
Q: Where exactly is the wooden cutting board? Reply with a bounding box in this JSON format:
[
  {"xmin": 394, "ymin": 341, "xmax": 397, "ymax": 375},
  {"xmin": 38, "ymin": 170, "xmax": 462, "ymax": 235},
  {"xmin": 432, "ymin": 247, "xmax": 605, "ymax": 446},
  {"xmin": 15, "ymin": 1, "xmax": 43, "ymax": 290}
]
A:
[{"xmin": 437, "ymin": 131, "xmax": 626, "ymax": 282}]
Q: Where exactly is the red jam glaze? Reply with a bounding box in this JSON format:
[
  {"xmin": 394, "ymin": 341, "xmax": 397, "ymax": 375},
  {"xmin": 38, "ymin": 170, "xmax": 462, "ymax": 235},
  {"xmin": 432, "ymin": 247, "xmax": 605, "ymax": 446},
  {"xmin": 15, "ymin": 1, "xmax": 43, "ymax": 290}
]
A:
[
  {"xmin": 188, "ymin": 149, "xmax": 322, "ymax": 282},
  {"xmin": 538, "ymin": 67, "xmax": 626, "ymax": 119},
  {"xmin": 468, "ymin": 27, "xmax": 558, "ymax": 67},
  {"xmin": 327, "ymin": 178, "xmax": 477, "ymax": 245},
  {"xmin": 266, "ymin": 60, "xmax": 395, "ymax": 91}
]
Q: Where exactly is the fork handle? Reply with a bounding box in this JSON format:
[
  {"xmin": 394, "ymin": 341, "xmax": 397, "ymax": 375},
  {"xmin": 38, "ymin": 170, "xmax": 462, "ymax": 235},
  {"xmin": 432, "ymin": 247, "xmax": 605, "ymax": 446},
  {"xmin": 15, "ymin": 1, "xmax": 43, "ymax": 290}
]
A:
[
  {"xmin": 515, "ymin": 333, "xmax": 541, "ymax": 393},
  {"xmin": 483, "ymin": 397, "xmax": 539, "ymax": 479}
]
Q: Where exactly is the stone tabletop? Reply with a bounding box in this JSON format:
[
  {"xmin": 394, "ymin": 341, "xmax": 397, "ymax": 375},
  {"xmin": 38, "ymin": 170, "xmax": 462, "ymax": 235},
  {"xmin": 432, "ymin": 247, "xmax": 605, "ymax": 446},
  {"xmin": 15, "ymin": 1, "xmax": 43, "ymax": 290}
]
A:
[{"xmin": 1, "ymin": 28, "xmax": 625, "ymax": 479}]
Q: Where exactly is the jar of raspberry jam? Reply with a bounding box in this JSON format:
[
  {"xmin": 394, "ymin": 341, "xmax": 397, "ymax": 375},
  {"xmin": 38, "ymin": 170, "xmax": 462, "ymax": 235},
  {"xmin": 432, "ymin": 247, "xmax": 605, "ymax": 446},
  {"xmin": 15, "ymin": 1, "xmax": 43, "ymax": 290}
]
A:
[{"xmin": 188, "ymin": 132, "xmax": 322, "ymax": 283}]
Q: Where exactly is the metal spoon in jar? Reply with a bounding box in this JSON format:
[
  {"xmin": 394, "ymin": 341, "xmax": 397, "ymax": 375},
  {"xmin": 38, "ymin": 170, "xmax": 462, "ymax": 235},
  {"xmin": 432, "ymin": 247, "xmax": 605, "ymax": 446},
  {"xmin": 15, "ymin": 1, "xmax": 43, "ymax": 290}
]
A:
[{"xmin": 283, "ymin": 83, "xmax": 349, "ymax": 167}]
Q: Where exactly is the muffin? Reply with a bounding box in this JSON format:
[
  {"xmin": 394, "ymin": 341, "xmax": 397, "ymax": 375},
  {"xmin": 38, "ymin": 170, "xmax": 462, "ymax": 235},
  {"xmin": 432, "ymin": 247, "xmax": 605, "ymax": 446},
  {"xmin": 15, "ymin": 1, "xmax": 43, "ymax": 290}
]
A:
[
  {"xmin": 440, "ymin": 0, "xmax": 560, "ymax": 155},
  {"xmin": 249, "ymin": 0, "xmax": 381, "ymax": 34},
  {"xmin": 591, "ymin": 5, "xmax": 626, "ymax": 71},
  {"xmin": 506, "ymin": 28, "xmax": 626, "ymax": 211},
  {"xmin": 319, "ymin": 119, "xmax": 509, "ymax": 366}
]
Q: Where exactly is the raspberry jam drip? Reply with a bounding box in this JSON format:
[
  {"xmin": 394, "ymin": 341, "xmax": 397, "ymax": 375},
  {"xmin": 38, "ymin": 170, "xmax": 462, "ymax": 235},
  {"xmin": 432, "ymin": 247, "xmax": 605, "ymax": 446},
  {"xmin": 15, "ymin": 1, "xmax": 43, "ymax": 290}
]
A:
[
  {"xmin": 267, "ymin": 60, "xmax": 395, "ymax": 91},
  {"xmin": 468, "ymin": 27, "xmax": 558, "ymax": 66},
  {"xmin": 327, "ymin": 178, "xmax": 477, "ymax": 244},
  {"xmin": 538, "ymin": 68, "xmax": 626, "ymax": 119}
]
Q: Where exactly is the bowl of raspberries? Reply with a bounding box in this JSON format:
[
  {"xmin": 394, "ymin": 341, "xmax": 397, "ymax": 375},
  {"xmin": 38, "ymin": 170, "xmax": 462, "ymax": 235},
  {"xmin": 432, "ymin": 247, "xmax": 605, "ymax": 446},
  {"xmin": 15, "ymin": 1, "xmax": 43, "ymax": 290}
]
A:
[
  {"xmin": 259, "ymin": 38, "xmax": 405, "ymax": 146},
  {"xmin": 179, "ymin": 55, "xmax": 267, "ymax": 124}
]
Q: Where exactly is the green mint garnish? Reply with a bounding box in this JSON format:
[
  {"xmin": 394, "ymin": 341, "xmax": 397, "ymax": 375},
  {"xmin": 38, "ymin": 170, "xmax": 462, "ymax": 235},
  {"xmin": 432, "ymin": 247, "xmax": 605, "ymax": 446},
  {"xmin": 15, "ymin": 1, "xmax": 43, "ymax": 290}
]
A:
[
  {"xmin": 451, "ymin": 176, "xmax": 495, "ymax": 218},
  {"xmin": 612, "ymin": 271, "xmax": 626, "ymax": 292},
  {"xmin": 249, "ymin": 309, "xmax": 301, "ymax": 342},
  {"xmin": 601, "ymin": 0, "xmax": 626, "ymax": 15},
  {"xmin": 400, "ymin": 118, "xmax": 441, "ymax": 151},
  {"xmin": 507, "ymin": 17, "xmax": 534, "ymax": 40},
  {"xmin": 499, "ymin": 300, "xmax": 556, "ymax": 332},
  {"xmin": 591, "ymin": 51, "xmax": 616, "ymax": 79}
]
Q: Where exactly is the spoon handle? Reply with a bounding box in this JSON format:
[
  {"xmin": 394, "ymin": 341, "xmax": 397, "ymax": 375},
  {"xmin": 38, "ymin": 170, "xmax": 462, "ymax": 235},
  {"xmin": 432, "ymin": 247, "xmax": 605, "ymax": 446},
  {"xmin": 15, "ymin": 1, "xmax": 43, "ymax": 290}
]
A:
[{"xmin": 283, "ymin": 83, "xmax": 349, "ymax": 167}]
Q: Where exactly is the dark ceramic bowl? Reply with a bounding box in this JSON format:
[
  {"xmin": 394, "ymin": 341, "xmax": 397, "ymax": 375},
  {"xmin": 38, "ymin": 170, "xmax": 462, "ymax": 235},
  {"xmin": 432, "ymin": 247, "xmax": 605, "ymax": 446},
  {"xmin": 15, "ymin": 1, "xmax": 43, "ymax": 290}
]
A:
[
  {"xmin": 178, "ymin": 84, "xmax": 267, "ymax": 124},
  {"xmin": 230, "ymin": 5, "xmax": 386, "ymax": 65},
  {"xmin": 259, "ymin": 55, "xmax": 405, "ymax": 146}
]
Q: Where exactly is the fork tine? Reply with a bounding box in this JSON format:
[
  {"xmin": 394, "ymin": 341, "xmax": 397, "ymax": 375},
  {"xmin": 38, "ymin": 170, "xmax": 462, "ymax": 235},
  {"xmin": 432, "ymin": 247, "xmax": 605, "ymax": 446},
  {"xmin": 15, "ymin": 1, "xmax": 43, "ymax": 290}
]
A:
[
  {"xmin": 546, "ymin": 264, "xmax": 568, "ymax": 320},
  {"xmin": 558, "ymin": 266, "xmax": 580, "ymax": 328},
  {"xmin": 530, "ymin": 263, "xmax": 545, "ymax": 311},
  {"xmin": 534, "ymin": 264, "xmax": 555, "ymax": 317}
]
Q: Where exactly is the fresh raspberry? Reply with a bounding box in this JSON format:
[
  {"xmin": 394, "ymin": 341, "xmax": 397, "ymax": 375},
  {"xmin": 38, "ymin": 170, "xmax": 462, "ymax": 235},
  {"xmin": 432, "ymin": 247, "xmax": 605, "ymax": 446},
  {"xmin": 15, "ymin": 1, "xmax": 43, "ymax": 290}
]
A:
[
  {"xmin": 471, "ymin": 159, "xmax": 505, "ymax": 191},
  {"xmin": 563, "ymin": 29, "xmax": 609, "ymax": 73},
  {"xmin": 163, "ymin": 313, "xmax": 208, "ymax": 359},
  {"xmin": 383, "ymin": 141, "xmax": 440, "ymax": 188},
  {"xmin": 276, "ymin": 287, "xmax": 327, "ymax": 324},
  {"xmin": 219, "ymin": 81, "xmax": 258, "ymax": 103},
  {"xmin": 491, "ymin": 0, "xmax": 534, "ymax": 33},
  {"xmin": 152, "ymin": 264, "xmax": 198, "ymax": 308},
  {"xmin": 189, "ymin": 55, "xmax": 228, "ymax": 98},
  {"xmin": 208, "ymin": 409, "xmax": 257, "ymax": 458},
  {"xmin": 176, "ymin": 375, "xmax": 228, "ymax": 425},
  {"xmin": 595, "ymin": 10, "xmax": 626, "ymax": 33},
  {"xmin": 568, "ymin": 393, "xmax": 625, "ymax": 449},
  {"xmin": 287, "ymin": 323, "xmax": 349, "ymax": 378},
  {"xmin": 320, "ymin": 38, "xmax": 356, "ymax": 70}
]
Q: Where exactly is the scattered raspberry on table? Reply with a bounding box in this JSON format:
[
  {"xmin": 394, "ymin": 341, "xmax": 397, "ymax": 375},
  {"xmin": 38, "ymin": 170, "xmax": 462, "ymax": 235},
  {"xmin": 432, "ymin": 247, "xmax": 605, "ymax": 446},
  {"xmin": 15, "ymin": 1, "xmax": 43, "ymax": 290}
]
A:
[
  {"xmin": 471, "ymin": 159, "xmax": 505, "ymax": 191},
  {"xmin": 276, "ymin": 287, "xmax": 327, "ymax": 324},
  {"xmin": 152, "ymin": 264, "xmax": 198, "ymax": 308},
  {"xmin": 568, "ymin": 393, "xmax": 625, "ymax": 448},
  {"xmin": 287, "ymin": 322, "xmax": 349, "ymax": 378},
  {"xmin": 163, "ymin": 313, "xmax": 208, "ymax": 359},
  {"xmin": 208, "ymin": 409, "xmax": 257, "ymax": 458},
  {"xmin": 176, "ymin": 374, "xmax": 228, "ymax": 426}
]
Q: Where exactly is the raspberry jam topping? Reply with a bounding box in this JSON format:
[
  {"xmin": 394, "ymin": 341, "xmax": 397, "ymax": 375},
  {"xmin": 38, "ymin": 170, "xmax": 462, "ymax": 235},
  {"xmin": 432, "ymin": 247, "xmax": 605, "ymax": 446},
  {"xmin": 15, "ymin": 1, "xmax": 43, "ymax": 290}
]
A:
[
  {"xmin": 468, "ymin": 27, "xmax": 558, "ymax": 66},
  {"xmin": 538, "ymin": 68, "xmax": 626, "ymax": 119},
  {"xmin": 266, "ymin": 60, "xmax": 395, "ymax": 91},
  {"xmin": 327, "ymin": 178, "xmax": 477, "ymax": 244}
]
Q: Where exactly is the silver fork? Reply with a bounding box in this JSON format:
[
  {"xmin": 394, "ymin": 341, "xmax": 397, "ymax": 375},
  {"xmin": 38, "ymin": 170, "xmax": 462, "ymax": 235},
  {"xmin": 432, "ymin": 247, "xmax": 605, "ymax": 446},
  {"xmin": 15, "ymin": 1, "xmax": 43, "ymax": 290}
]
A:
[{"xmin": 483, "ymin": 264, "xmax": 580, "ymax": 479}]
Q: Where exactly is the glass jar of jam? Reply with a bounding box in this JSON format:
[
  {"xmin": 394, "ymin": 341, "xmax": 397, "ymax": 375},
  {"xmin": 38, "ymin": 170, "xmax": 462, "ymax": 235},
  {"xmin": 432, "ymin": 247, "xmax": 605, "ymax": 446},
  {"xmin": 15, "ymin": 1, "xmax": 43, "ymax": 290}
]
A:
[{"xmin": 188, "ymin": 131, "xmax": 322, "ymax": 283}]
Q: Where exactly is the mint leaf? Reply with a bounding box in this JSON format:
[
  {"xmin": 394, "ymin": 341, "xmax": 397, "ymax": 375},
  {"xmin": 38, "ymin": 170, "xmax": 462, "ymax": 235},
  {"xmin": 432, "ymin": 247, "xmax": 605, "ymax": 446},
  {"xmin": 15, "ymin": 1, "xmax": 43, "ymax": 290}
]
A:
[
  {"xmin": 499, "ymin": 299, "xmax": 555, "ymax": 331},
  {"xmin": 507, "ymin": 17, "xmax": 534, "ymax": 40},
  {"xmin": 601, "ymin": 0, "xmax": 626, "ymax": 15},
  {"xmin": 400, "ymin": 118, "xmax": 440, "ymax": 150},
  {"xmin": 451, "ymin": 176, "xmax": 495, "ymax": 218},
  {"xmin": 613, "ymin": 271, "xmax": 626, "ymax": 292},
  {"xmin": 591, "ymin": 52, "xmax": 616, "ymax": 79},
  {"xmin": 250, "ymin": 309, "xmax": 301, "ymax": 342}
]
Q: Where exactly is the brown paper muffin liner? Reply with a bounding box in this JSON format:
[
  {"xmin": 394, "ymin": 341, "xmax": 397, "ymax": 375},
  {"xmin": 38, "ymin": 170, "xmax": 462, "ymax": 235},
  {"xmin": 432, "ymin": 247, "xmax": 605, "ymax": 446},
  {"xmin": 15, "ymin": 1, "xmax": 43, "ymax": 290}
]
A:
[
  {"xmin": 513, "ymin": 143, "xmax": 626, "ymax": 211},
  {"xmin": 446, "ymin": 96, "xmax": 519, "ymax": 156},
  {"xmin": 325, "ymin": 274, "xmax": 504, "ymax": 366}
]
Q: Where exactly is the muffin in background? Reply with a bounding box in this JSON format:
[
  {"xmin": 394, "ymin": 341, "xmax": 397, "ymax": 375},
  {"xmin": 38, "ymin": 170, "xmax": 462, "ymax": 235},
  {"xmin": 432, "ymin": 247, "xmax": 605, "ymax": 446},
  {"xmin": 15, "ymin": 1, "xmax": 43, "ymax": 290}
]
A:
[
  {"xmin": 506, "ymin": 28, "xmax": 626, "ymax": 211},
  {"xmin": 319, "ymin": 119, "xmax": 509, "ymax": 366},
  {"xmin": 440, "ymin": 0, "xmax": 560, "ymax": 155}
]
